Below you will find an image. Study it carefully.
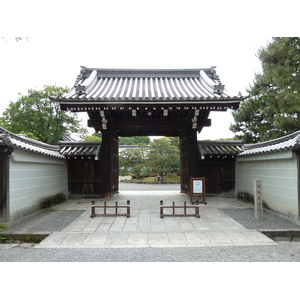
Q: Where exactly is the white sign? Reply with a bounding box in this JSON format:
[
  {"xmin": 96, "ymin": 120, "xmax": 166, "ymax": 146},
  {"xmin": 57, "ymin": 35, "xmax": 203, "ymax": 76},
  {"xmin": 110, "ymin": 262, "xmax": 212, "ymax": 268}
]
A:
[{"xmin": 193, "ymin": 180, "xmax": 203, "ymax": 194}]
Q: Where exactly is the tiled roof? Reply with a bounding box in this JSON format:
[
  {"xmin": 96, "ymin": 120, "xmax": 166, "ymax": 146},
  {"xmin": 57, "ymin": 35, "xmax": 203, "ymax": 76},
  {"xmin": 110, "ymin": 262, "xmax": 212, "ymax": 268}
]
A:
[
  {"xmin": 0, "ymin": 127, "xmax": 65, "ymax": 159},
  {"xmin": 239, "ymin": 131, "xmax": 300, "ymax": 156},
  {"xmin": 59, "ymin": 141, "xmax": 101, "ymax": 158},
  {"xmin": 198, "ymin": 140, "xmax": 244, "ymax": 156},
  {"xmin": 54, "ymin": 66, "xmax": 246, "ymax": 104}
]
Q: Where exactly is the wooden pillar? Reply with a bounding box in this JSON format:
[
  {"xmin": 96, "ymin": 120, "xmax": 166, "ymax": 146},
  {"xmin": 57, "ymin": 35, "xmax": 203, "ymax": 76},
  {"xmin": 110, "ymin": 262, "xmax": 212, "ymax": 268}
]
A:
[
  {"xmin": 180, "ymin": 131, "xmax": 188, "ymax": 194},
  {"xmin": 180, "ymin": 129, "xmax": 199, "ymax": 195},
  {"xmin": 100, "ymin": 128, "xmax": 119, "ymax": 198},
  {"xmin": 0, "ymin": 152, "xmax": 10, "ymax": 222}
]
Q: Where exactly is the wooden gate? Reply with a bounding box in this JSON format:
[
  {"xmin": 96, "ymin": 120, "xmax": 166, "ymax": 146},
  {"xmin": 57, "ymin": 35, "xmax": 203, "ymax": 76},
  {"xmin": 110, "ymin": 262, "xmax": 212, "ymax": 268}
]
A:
[
  {"xmin": 200, "ymin": 163, "xmax": 221, "ymax": 194},
  {"xmin": 198, "ymin": 159, "xmax": 236, "ymax": 194},
  {"xmin": 67, "ymin": 159, "xmax": 102, "ymax": 196},
  {"xmin": 54, "ymin": 67, "xmax": 245, "ymax": 199}
]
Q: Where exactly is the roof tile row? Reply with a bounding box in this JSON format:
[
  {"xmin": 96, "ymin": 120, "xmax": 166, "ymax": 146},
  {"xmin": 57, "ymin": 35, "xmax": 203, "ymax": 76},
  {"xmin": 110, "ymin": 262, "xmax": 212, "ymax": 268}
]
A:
[
  {"xmin": 240, "ymin": 131, "xmax": 300, "ymax": 156},
  {"xmin": 0, "ymin": 127, "xmax": 65, "ymax": 159},
  {"xmin": 198, "ymin": 141, "xmax": 244, "ymax": 156},
  {"xmin": 57, "ymin": 67, "xmax": 245, "ymax": 103}
]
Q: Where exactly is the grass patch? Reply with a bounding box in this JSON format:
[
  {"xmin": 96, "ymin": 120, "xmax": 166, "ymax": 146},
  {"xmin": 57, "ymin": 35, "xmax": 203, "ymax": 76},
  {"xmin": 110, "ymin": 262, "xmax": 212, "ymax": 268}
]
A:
[
  {"xmin": 0, "ymin": 233, "xmax": 48, "ymax": 244},
  {"xmin": 0, "ymin": 224, "xmax": 8, "ymax": 231}
]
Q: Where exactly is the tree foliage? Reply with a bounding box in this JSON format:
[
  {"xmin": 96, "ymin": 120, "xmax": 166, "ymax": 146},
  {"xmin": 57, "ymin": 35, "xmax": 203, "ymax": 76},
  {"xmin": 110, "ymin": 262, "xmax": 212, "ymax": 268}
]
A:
[
  {"xmin": 231, "ymin": 37, "xmax": 300, "ymax": 143},
  {"xmin": 119, "ymin": 137, "xmax": 180, "ymax": 178},
  {"xmin": 83, "ymin": 133, "xmax": 102, "ymax": 142},
  {"xmin": 118, "ymin": 136, "xmax": 150, "ymax": 145},
  {"xmin": 0, "ymin": 85, "xmax": 82, "ymax": 144},
  {"xmin": 119, "ymin": 144, "xmax": 150, "ymax": 178},
  {"xmin": 147, "ymin": 137, "xmax": 180, "ymax": 175}
]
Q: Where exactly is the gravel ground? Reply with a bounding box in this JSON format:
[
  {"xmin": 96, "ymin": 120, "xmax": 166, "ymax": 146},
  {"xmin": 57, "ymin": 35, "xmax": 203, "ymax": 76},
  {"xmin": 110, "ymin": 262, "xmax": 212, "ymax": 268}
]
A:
[
  {"xmin": 2, "ymin": 210, "xmax": 85, "ymax": 233},
  {"xmin": 0, "ymin": 242, "xmax": 300, "ymax": 262},
  {"xmin": 221, "ymin": 208, "xmax": 300, "ymax": 230}
]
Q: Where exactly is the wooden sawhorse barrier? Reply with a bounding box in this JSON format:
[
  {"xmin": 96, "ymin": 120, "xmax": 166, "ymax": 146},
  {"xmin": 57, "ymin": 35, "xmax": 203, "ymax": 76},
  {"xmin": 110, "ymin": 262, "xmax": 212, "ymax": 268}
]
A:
[
  {"xmin": 90, "ymin": 200, "xmax": 130, "ymax": 218},
  {"xmin": 160, "ymin": 200, "xmax": 200, "ymax": 218}
]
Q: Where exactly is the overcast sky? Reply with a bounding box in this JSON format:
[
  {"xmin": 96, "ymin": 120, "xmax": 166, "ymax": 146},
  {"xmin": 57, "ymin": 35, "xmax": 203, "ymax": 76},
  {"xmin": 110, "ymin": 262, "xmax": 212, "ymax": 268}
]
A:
[{"xmin": 0, "ymin": 0, "xmax": 297, "ymax": 140}]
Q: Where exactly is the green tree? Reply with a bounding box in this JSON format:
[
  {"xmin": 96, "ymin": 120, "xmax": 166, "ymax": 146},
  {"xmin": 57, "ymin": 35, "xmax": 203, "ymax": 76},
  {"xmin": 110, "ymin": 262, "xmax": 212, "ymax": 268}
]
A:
[
  {"xmin": 118, "ymin": 136, "xmax": 150, "ymax": 145},
  {"xmin": 83, "ymin": 133, "xmax": 102, "ymax": 142},
  {"xmin": 230, "ymin": 37, "xmax": 300, "ymax": 143},
  {"xmin": 0, "ymin": 85, "xmax": 83, "ymax": 144},
  {"xmin": 147, "ymin": 137, "xmax": 180, "ymax": 176},
  {"xmin": 119, "ymin": 144, "xmax": 149, "ymax": 178},
  {"xmin": 169, "ymin": 137, "xmax": 180, "ymax": 149}
]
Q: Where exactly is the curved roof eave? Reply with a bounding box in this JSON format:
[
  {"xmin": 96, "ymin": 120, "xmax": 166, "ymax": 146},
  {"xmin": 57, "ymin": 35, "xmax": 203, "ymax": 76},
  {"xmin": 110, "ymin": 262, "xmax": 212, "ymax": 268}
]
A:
[
  {"xmin": 53, "ymin": 67, "xmax": 247, "ymax": 104},
  {"xmin": 0, "ymin": 127, "xmax": 65, "ymax": 159},
  {"xmin": 239, "ymin": 131, "xmax": 300, "ymax": 157}
]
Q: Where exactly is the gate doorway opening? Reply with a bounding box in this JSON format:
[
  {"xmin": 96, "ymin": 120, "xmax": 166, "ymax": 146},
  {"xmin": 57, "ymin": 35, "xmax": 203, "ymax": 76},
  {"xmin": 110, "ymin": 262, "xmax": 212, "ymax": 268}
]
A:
[
  {"xmin": 54, "ymin": 67, "xmax": 245, "ymax": 199},
  {"xmin": 118, "ymin": 136, "xmax": 181, "ymax": 193}
]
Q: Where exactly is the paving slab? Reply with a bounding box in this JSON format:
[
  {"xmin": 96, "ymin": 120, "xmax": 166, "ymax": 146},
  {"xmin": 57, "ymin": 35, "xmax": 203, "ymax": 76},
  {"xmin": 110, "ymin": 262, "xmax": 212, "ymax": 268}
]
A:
[
  {"xmin": 205, "ymin": 231, "xmax": 233, "ymax": 245},
  {"xmin": 83, "ymin": 233, "xmax": 109, "ymax": 246},
  {"xmin": 127, "ymin": 233, "xmax": 148, "ymax": 246},
  {"xmin": 39, "ymin": 232, "xmax": 69, "ymax": 246},
  {"xmin": 105, "ymin": 233, "xmax": 129, "ymax": 246},
  {"xmin": 148, "ymin": 233, "xmax": 170, "ymax": 247},
  {"xmin": 61, "ymin": 233, "xmax": 89, "ymax": 246},
  {"xmin": 225, "ymin": 232, "xmax": 257, "ymax": 246},
  {"xmin": 35, "ymin": 187, "xmax": 278, "ymax": 248},
  {"xmin": 168, "ymin": 232, "xmax": 188, "ymax": 245},
  {"xmin": 184, "ymin": 232, "xmax": 211, "ymax": 245},
  {"xmin": 243, "ymin": 230, "xmax": 276, "ymax": 244}
]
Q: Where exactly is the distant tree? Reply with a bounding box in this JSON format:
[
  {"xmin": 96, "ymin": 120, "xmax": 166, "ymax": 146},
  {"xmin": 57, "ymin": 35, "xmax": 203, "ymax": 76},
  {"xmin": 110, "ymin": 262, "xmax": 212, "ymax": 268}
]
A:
[
  {"xmin": 118, "ymin": 136, "xmax": 150, "ymax": 145},
  {"xmin": 169, "ymin": 137, "xmax": 180, "ymax": 149},
  {"xmin": 118, "ymin": 138, "xmax": 180, "ymax": 179},
  {"xmin": 231, "ymin": 37, "xmax": 300, "ymax": 143},
  {"xmin": 216, "ymin": 137, "xmax": 240, "ymax": 141},
  {"xmin": 119, "ymin": 143, "xmax": 150, "ymax": 178},
  {"xmin": 83, "ymin": 133, "xmax": 102, "ymax": 142},
  {"xmin": 0, "ymin": 85, "xmax": 83, "ymax": 144},
  {"xmin": 147, "ymin": 137, "xmax": 180, "ymax": 177}
]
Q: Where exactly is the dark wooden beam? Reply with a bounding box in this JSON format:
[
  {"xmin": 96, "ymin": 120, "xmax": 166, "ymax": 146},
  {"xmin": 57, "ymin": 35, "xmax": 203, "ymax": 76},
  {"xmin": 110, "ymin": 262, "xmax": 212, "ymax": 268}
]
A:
[
  {"xmin": 88, "ymin": 118, "xmax": 211, "ymax": 129},
  {"xmin": 117, "ymin": 129, "xmax": 182, "ymax": 137}
]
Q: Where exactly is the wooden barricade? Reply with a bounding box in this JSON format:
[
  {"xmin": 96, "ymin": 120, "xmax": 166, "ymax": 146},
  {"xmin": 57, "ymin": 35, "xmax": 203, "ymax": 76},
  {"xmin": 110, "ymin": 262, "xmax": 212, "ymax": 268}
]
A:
[
  {"xmin": 160, "ymin": 200, "xmax": 200, "ymax": 218},
  {"xmin": 90, "ymin": 200, "xmax": 130, "ymax": 218}
]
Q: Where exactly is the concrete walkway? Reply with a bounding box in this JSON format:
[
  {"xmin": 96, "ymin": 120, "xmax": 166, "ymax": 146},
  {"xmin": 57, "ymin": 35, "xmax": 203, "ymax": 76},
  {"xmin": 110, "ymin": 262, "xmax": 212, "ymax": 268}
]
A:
[{"xmin": 36, "ymin": 187, "xmax": 277, "ymax": 248}]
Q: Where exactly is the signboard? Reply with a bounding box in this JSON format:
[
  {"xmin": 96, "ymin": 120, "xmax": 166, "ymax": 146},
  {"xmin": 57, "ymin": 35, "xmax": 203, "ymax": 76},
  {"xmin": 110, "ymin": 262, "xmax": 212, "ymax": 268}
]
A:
[
  {"xmin": 193, "ymin": 179, "xmax": 203, "ymax": 194},
  {"xmin": 190, "ymin": 177, "xmax": 206, "ymax": 204}
]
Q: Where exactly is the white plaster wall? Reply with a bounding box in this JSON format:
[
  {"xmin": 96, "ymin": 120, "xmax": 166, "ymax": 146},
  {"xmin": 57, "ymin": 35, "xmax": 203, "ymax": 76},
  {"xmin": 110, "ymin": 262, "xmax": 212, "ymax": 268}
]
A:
[
  {"xmin": 235, "ymin": 150, "xmax": 299, "ymax": 219},
  {"xmin": 9, "ymin": 149, "xmax": 68, "ymax": 220}
]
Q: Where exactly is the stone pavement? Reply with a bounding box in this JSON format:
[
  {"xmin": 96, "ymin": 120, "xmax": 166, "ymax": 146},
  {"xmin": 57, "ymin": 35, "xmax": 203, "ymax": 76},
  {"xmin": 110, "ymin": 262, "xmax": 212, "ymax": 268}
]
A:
[{"xmin": 36, "ymin": 187, "xmax": 277, "ymax": 248}]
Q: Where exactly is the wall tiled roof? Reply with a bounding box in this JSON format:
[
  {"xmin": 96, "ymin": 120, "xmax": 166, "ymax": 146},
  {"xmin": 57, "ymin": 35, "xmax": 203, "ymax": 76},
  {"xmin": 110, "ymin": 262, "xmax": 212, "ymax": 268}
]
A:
[
  {"xmin": 59, "ymin": 141, "xmax": 101, "ymax": 158},
  {"xmin": 198, "ymin": 140, "xmax": 244, "ymax": 156},
  {"xmin": 0, "ymin": 127, "xmax": 65, "ymax": 159},
  {"xmin": 239, "ymin": 131, "xmax": 300, "ymax": 156}
]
